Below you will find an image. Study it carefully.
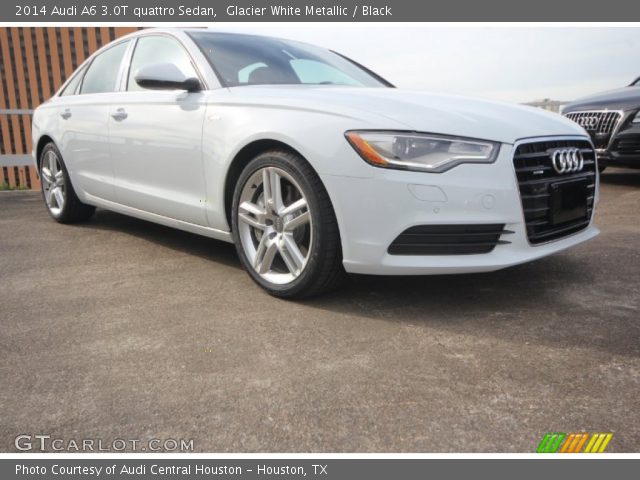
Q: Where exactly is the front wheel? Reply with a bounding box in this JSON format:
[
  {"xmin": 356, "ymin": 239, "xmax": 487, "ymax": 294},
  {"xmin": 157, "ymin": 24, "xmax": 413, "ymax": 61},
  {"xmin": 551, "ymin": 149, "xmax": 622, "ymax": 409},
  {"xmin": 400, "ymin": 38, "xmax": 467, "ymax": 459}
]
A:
[{"xmin": 231, "ymin": 150, "xmax": 344, "ymax": 298}]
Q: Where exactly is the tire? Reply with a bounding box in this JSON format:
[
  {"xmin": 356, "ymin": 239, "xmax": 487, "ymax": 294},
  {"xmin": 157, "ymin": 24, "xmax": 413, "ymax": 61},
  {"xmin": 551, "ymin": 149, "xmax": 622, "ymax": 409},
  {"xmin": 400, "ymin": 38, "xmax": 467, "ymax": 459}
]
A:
[
  {"xmin": 39, "ymin": 142, "xmax": 95, "ymax": 223},
  {"xmin": 231, "ymin": 149, "xmax": 345, "ymax": 298}
]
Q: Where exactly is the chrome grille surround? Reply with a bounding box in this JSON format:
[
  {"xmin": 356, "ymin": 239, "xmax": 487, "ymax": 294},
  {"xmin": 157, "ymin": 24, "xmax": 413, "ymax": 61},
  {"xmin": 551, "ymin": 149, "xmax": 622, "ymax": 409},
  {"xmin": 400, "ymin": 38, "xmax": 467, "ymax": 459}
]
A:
[
  {"xmin": 513, "ymin": 137, "xmax": 596, "ymax": 245},
  {"xmin": 564, "ymin": 110, "xmax": 623, "ymax": 150}
]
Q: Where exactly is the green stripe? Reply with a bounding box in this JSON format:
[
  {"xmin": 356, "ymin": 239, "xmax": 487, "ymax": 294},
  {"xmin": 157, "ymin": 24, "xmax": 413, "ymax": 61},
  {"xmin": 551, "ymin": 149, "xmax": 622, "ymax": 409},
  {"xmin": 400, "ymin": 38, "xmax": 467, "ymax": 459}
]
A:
[
  {"xmin": 543, "ymin": 434, "xmax": 558, "ymax": 453},
  {"xmin": 537, "ymin": 433, "xmax": 552, "ymax": 453},
  {"xmin": 548, "ymin": 433, "xmax": 566, "ymax": 453}
]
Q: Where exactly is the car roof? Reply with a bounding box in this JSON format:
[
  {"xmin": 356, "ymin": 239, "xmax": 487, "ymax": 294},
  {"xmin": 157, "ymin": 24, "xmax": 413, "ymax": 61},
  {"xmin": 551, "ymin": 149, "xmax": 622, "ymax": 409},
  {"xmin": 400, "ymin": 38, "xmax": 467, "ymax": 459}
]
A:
[{"xmin": 121, "ymin": 27, "xmax": 306, "ymax": 46}]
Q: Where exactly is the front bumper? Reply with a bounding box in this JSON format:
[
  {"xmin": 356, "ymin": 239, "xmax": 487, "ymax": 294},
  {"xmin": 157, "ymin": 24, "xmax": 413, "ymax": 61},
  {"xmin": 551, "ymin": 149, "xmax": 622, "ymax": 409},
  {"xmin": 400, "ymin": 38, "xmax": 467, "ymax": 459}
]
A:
[
  {"xmin": 600, "ymin": 124, "xmax": 640, "ymax": 168},
  {"xmin": 566, "ymin": 110, "xmax": 640, "ymax": 168},
  {"xmin": 321, "ymin": 140, "xmax": 599, "ymax": 275}
]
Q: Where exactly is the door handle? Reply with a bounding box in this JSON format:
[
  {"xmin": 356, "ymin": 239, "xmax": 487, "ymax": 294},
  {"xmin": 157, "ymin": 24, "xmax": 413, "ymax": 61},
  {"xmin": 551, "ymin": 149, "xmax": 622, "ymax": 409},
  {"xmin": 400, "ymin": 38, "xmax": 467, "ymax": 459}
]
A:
[
  {"xmin": 111, "ymin": 108, "xmax": 128, "ymax": 121},
  {"xmin": 60, "ymin": 109, "xmax": 71, "ymax": 120}
]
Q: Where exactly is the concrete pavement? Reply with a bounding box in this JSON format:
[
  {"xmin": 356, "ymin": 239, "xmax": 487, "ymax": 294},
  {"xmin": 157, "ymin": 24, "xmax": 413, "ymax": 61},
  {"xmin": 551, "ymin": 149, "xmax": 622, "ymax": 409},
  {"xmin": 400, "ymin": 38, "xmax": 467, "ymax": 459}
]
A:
[{"xmin": 1, "ymin": 169, "xmax": 638, "ymax": 452}]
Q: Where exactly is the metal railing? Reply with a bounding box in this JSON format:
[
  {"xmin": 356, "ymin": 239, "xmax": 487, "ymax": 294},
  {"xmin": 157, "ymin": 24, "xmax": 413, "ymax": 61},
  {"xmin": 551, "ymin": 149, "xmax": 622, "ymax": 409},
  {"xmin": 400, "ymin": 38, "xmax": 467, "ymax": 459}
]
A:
[
  {"xmin": 1, "ymin": 109, "xmax": 38, "ymax": 189},
  {"xmin": 0, "ymin": 154, "xmax": 33, "ymax": 167}
]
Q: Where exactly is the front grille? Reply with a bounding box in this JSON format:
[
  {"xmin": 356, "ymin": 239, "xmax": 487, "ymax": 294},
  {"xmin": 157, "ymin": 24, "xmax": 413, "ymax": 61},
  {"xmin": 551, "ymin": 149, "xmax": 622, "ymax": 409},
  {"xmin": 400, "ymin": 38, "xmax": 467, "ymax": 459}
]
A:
[
  {"xmin": 564, "ymin": 111, "xmax": 622, "ymax": 149},
  {"xmin": 513, "ymin": 139, "xmax": 596, "ymax": 244},
  {"xmin": 388, "ymin": 224, "xmax": 512, "ymax": 255}
]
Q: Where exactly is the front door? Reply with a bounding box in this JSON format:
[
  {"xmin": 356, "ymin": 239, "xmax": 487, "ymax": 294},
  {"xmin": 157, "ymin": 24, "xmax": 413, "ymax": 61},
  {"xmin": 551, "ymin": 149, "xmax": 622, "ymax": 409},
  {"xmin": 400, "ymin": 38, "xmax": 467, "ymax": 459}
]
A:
[{"xmin": 109, "ymin": 34, "xmax": 208, "ymax": 226}]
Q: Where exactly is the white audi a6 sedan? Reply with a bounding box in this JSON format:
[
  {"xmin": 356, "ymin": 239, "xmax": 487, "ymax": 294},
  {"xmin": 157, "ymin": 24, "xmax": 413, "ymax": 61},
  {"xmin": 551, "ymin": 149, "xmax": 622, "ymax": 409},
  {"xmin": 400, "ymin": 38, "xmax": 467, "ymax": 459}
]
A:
[{"xmin": 32, "ymin": 28, "xmax": 599, "ymax": 298}]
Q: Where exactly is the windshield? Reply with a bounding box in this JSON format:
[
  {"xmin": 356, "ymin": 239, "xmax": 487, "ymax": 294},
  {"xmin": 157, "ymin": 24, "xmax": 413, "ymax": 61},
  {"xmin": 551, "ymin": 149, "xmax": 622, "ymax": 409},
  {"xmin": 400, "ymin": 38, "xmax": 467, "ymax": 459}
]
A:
[{"xmin": 188, "ymin": 31, "xmax": 389, "ymax": 88}]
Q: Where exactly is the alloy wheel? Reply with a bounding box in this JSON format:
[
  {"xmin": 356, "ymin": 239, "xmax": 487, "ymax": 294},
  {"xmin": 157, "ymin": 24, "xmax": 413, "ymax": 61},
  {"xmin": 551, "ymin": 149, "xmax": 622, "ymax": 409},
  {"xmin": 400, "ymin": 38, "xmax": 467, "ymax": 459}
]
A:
[
  {"xmin": 237, "ymin": 166, "xmax": 313, "ymax": 285},
  {"xmin": 41, "ymin": 150, "xmax": 66, "ymax": 216}
]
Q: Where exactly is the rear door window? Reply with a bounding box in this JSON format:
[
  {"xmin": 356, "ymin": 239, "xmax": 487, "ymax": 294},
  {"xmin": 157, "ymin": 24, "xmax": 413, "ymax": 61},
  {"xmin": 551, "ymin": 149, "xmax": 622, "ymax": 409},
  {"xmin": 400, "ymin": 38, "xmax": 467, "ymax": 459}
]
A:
[{"xmin": 80, "ymin": 41, "xmax": 130, "ymax": 94}]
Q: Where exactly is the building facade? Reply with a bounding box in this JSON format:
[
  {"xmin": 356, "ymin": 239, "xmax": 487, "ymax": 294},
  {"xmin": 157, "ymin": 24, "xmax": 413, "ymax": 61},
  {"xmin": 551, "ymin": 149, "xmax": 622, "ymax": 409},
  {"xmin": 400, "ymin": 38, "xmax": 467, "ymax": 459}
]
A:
[
  {"xmin": 0, "ymin": 27, "xmax": 139, "ymax": 190},
  {"xmin": 524, "ymin": 98, "xmax": 568, "ymax": 114}
]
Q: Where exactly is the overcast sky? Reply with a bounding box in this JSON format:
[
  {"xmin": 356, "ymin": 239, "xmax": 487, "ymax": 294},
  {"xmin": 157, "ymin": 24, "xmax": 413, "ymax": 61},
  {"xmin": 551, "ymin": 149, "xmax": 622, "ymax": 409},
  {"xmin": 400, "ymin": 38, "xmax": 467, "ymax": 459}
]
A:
[{"xmin": 208, "ymin": 25, "xmax": 640, "ymax": 103}]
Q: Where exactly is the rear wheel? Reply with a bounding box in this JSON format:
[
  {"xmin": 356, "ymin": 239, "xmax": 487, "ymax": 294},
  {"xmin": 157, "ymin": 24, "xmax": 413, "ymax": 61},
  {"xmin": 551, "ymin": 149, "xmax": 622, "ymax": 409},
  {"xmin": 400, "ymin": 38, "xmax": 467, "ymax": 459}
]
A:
[
  {"xmin": 231, "ymin": 150, "xmax": 344, "ymax": 298},
  {"xmin": 39, "ymin": 143, "xmax": 95, "ymax": 223}
]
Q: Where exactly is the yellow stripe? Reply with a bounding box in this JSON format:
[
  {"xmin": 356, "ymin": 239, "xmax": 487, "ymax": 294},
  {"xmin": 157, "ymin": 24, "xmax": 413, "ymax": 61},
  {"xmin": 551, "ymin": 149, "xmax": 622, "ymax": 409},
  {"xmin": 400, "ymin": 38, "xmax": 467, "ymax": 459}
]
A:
[
  {"xmin": 561, "ymin": 434, "xmax": 576, "ymax": 453},
  {"xmin": 584, "ymin": 433, "xmax": 598, "ymax": 453},
  {"xmin": 591, "ymin": 434, "xmax": 606, "ymax": 453},
  {"xmin": 597, "ymin": 433, "xmax": 613, "ymax": 453}
]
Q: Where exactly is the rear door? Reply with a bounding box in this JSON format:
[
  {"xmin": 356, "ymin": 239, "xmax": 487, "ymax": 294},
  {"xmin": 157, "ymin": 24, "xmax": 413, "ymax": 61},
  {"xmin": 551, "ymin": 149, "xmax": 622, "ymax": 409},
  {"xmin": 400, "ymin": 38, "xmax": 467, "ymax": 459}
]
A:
[
  {"xmin": 109, "ymin": 34, "xmax": 208, "ymax": 226},
  {"xmin": 58, "ymin": 40, "xmax": 130, "ymax": 201}
]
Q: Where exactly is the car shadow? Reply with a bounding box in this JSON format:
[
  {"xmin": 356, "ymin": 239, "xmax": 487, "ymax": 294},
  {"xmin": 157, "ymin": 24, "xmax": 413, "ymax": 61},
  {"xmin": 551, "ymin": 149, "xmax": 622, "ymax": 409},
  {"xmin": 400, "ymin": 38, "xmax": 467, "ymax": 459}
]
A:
[
  {"xmin": 73, "ymin": 207, "xmax": 637, "ymax": 358},
  {"xmin": 304, "ymin": 254, "xmax": 590, "ymax": 317},
  {"xmin": 301, "ymin": 256, "xmax": 638, "ymax": 358},
  {"xmin": 76, "ymin": 208, "xmax": 241, "ymax": 269}
]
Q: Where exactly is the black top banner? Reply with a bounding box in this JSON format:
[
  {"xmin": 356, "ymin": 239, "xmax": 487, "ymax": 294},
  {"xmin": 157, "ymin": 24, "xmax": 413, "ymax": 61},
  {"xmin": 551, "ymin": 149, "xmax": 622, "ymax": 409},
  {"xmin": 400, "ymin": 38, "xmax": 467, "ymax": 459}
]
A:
[{"xmin": 4, "ymin": 0, "xmax": 640, "ymax": 22}]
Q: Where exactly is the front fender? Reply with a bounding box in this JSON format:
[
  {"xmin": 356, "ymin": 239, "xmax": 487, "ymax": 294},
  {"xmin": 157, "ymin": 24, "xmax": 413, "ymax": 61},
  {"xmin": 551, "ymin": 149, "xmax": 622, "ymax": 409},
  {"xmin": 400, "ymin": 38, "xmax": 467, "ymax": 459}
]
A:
[{"xmin": 201, "ymin": 95, "xmax": 408, "ymax": 230}]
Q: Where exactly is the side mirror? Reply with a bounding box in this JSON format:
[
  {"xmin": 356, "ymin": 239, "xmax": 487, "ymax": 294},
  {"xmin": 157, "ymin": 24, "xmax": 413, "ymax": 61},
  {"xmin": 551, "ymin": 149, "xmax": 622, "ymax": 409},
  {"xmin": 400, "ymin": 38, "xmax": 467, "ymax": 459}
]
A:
[{"xmin": 134, "ymin": 62, "xmax": 201, "ymax": 92}]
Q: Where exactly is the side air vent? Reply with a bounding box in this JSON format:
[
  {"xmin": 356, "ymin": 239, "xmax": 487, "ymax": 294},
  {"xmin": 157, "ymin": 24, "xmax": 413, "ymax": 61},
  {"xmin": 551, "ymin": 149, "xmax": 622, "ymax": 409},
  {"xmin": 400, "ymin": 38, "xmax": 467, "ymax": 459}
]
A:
[{"xmin": 388, "ymin": 224, "xmax": 512, "ymax": 255}]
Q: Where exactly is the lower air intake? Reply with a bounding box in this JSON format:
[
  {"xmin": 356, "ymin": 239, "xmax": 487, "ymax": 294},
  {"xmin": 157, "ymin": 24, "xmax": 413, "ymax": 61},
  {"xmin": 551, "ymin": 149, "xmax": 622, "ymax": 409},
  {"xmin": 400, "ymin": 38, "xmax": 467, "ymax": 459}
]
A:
[{"xmin": 388, "ymin": 224, "xmax": 512, "ymax": 255}]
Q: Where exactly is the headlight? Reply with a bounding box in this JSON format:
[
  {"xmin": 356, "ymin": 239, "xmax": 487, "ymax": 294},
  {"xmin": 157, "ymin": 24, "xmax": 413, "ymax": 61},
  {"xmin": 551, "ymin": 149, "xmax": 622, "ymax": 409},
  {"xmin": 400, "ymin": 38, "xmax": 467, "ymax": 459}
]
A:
[
  {"xmin": 633, "ymin": 111, "xmax": 640, "ymax": 123},
  {"xmin": 345, "ymin": 131, "xmax": 500, "ymax": 173}
]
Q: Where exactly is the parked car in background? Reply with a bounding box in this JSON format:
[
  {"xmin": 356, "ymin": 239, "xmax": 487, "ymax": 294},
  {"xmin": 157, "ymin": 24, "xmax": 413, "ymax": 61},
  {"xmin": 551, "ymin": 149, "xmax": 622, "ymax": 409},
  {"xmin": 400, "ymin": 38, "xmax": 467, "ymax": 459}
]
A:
[
  {"xmin": 564, "ymin": 77, "xmax": 640, "ymax": 171},
  {"xmin": 31, "ymin": 28, "xmax": 599, "ymax": 298}
]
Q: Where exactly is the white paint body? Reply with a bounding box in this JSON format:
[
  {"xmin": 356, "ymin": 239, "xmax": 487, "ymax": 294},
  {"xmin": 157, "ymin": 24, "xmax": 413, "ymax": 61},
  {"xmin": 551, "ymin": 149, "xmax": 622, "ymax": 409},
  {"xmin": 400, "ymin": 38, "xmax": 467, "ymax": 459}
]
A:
[{"xmin": 31, "ymin": 28, "xmax": 599, "ymax": 275}]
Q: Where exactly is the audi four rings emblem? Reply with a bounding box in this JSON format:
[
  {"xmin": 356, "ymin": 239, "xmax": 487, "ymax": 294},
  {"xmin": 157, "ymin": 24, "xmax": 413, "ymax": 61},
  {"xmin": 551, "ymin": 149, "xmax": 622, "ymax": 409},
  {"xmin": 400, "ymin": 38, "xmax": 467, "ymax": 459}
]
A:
[
  {"xmin": 578, "ymin": 116, "xmax": 599, "ymax": 129},
  {"xmin": 550, "ymin": 148, "xmax": 584, "ymax": 174}
]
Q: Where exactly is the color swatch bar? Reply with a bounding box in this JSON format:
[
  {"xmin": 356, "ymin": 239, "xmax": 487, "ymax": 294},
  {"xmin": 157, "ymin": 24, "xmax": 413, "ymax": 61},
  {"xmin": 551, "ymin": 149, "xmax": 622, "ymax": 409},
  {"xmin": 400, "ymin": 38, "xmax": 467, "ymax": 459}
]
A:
[{"xmin": 537, "ymin": 433, "xmax": 613, "ymax": 453}]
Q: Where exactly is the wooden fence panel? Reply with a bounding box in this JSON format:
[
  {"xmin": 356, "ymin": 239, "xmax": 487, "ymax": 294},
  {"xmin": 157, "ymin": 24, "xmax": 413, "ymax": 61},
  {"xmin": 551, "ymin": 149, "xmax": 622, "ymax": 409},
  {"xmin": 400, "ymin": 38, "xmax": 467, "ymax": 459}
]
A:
[{"xmin": 0, "ymin": 26, "xmax": 140, "ymax": 190}]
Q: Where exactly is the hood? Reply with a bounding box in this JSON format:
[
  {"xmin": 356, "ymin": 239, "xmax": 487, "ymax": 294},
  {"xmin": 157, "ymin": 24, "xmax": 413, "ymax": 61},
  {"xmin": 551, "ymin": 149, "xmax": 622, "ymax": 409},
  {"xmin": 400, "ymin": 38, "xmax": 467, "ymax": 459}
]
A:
[
  {"xmin": 565, "ymin": 86, "xmax": 640, "ymax": 111},
  {"xmin": 225, "ymin": 86, "xmax": 585, "ymax": 144}
]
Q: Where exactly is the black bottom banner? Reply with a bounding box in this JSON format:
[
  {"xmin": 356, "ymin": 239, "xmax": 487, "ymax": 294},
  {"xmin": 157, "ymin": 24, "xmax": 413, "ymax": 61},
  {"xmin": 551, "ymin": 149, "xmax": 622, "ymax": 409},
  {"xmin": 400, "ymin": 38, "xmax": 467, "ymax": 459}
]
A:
[{"xmin": 3, "ymin": 458, "xmax": 638, "ymax": 479}]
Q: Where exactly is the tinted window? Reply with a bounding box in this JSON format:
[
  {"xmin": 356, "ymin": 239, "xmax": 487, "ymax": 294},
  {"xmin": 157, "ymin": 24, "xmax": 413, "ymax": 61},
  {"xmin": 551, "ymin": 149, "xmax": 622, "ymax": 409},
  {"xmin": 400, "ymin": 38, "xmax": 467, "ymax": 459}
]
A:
[
  {"xmin": 189, "ymin": 32, "xmax": 387, "ymax": 88},
  {"xmin": 128, "ymin": 36, "xmax": 198, "ymax": 91},
  {"xmin": 81, "ymin": 41, "xmax": 129, "ymax": 95},
  {"xmin": 60, "ymin": 65, "xmax": 87, "ymax": 96}
]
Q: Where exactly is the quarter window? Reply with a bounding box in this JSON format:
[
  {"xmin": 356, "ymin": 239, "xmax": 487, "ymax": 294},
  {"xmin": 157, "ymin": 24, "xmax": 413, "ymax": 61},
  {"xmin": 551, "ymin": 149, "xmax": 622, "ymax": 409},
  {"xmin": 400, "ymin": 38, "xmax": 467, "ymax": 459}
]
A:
[
  {"xmin": 80, "ymin": 41, "xmax": 129, "ymax": 94},
  {"xmin": 127, "ymin": 36, "xmax": 198, "ymax": 91},
  {"xmin": 60, "ymin": 65, "xmax": 87, "ymax": 96}
]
